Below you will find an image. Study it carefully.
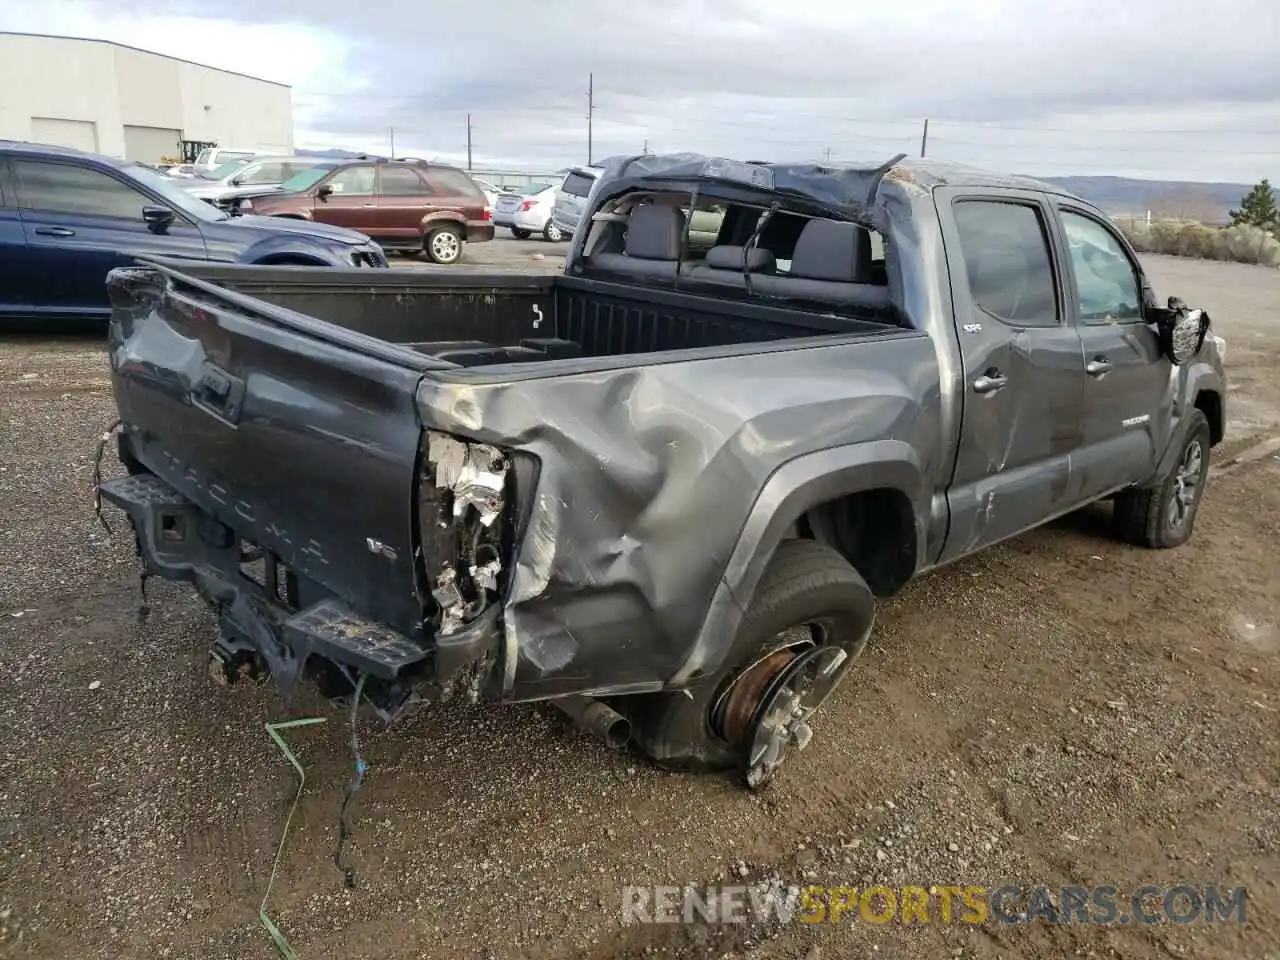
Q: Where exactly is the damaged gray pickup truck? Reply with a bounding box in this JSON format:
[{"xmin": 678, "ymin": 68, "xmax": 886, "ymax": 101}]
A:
[{"xmin": 99, "ymin": 153, "xmax": 1226, "ymax": 788}]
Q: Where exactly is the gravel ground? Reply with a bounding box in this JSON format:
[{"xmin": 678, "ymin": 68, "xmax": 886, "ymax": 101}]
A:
[{"xmin": 0, "ymin": 250, "xmax": 1277, "ymax": 960}]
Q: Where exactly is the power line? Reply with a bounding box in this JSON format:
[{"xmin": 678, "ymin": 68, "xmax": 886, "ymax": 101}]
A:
[{"xmin": 292, "ymin": 90, "xmax": 1280, "ymax": 137}]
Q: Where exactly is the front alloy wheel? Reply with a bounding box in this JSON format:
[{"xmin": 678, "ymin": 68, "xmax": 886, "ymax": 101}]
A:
[
  {"xmin": 1112, "ymin": 408, "xmax": 1212, "ymax": 549},
  {"xmin": 1168, "ymin": 438, "xmax": 1204, "ymax": 533}
]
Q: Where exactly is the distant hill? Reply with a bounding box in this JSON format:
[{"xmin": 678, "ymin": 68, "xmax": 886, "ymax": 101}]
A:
[
  {"xmin": 1042, "ymin": 175, "xmax": 1254, "ymax": 224},
  {"xmin": 295, "ymin": 147, "xmax": 387, "ymax": 160}
]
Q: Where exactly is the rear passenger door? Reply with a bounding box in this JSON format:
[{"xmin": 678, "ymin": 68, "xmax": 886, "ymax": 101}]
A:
[
  {"xmin": 375, "ymin": 166, "xmax": 437, "ymax": 242},
  {"xmin": 1053, "ymin": 204, "xmax": 1171, "ymax": 499},
  {"xmin": 936, "ymin": 189, "xmax": 1086, "ymax": 561},
  {"xmin": 0, "ymin": 157, "xmax": 35, "ymax": 318}
]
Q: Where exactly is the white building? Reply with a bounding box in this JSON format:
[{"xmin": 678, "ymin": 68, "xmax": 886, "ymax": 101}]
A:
[{"xmin": 0, "ymin": 32, "xmax": 293, "ymax": 162}]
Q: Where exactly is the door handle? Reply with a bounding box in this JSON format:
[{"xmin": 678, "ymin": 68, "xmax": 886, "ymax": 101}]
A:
[
  {"xmin": 972, "ymin": 370, "xmax": 1008, "ymax": 395},
  {"xmin": 35, "ymin": 226, "xmax": 75, "ymax": 237},
  {"xmin": 1086, "ymin": 357, "xmax": 1114, "ymax": 377},
  {"xmin": 362, "ymin": 203, "xmax": 376, "ymax": 207},
  {"xmin": 192, "ymin": 364, "xmax": 245, "ymax": 425}
]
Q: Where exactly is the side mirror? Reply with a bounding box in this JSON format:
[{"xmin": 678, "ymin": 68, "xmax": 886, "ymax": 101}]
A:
[
  {"xmin": 1153, "ymin": 297, "xmax": 1209, "ymax": 365},
  {"xmin": 229, "ymin": 175, "xmax": 243, "ymax": 186},
  {"xmin": 317, "ymin": 184, "xmax": 334, "ymax": 200},
  {"xmin": 142, "ymin": 205, "xmax": 175, "ymax": 231}
]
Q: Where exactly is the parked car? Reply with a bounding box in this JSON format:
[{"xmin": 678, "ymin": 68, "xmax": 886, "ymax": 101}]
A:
[
  {"xmin": 0, "ymin": 142, "xmax": 387, "ymax": 324},
  {"xmin": 98, "ymin": 152, "xmax": 1225, "ymax": 789},
  {"xmin": 184, "ymin": 155, "xmax": 337, "ymax": 208},
  {"xmin": 247, "ymin": 158, "xmax": 495, "ymax": 264},
  {"xmin": 491, "ymin": 181, "xmax": 564, "ymax": 240},
  {"xmin": 192, "ymin": 146, "xmax": 271, "ymax": 175},
  {"xmin": 550, "ymin": 165, "xmax": 603, "ymax": 238},
  {"xmin": 157, "ymin": 163, "xmax": 200, "ymax": 179}
]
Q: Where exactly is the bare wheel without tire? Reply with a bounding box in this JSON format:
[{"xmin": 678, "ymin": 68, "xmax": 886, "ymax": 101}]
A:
[
  {"xmin": 424, "ymin": 225, "xmax": 463, "ymax": 264},
  {"xmin": 622, "ymin": 539, "xmax": 875, "ymax": 788},
  {"xmin": 1112, "ymin": 408, "xmax": 1211, "ymax": 548}
]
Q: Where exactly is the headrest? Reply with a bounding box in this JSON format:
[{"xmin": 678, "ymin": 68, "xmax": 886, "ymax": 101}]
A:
[
  {"xmin": 790, "ymin": 220, "xmax": 874, "ymax": 283},
  {"xmin": 625, "ymin": 204, "xmax": 683, "ymax": 260}
]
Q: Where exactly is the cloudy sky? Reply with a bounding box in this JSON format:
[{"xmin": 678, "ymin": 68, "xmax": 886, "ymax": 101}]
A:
[{"xmin": 3, "ymin": 0, "xmax": 1278, "ymax": 183}]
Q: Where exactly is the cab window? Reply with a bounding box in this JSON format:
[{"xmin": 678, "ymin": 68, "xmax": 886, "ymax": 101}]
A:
[
  {"xmin": 1060, "ymin": 210, "xmax": 1144, "ymax": 322},
  {"xmin": 325, "ymin": 165, "xmax": 376, "ymax": 196},
  {"xmin": 952, "ymin": 199, "xmax": 1060, "ymax": 327}
]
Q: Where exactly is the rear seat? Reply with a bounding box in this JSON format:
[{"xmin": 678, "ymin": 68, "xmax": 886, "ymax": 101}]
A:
[
  {"xmin": 684, "ymin": 244, "xmax": 777, "ymax": 290},
  {"xmin": 751, "ymin": 220, "xmax": 890, "ymax": 311},
  {"xmin": 588, "ymin": 204, "xmax": 683, "ymax": 279}
]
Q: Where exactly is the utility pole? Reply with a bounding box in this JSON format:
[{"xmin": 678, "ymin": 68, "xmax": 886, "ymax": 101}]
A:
[
  {"xmin": 823, "ymin": 145, "xmax": 832, "ymax": 163},
  {"xmin": 920, "ymin": 118, "xmax": 929, "ymax": 158},
  {"xmin": 466, "ymin": 114, "xmax": 473, "ymax": 170},
  {"xmin": 643, "ymin": 138, "xmax": 648, "ymax": 154},
  {"xmin": 389, "ymin": 127, "xmax": 395, "ymax": 157},
  {"xmin": 586, "ymin": 72, "xmax": 594, "ymax": 165}
]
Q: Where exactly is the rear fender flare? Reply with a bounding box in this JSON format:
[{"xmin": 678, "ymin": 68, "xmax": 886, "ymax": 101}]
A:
[
  {"xmin": 672, "ymin": 440, "xmax": 926, "ymax": 685},
  {"xmin": 419, "ymin": 211, "xmax": 468, "ymax": 238}
]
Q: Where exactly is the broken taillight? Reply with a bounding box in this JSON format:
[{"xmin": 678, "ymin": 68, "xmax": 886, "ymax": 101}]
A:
[{"xmin": 417, "ymin": 432, "xmax": 511, "ymax": 636}]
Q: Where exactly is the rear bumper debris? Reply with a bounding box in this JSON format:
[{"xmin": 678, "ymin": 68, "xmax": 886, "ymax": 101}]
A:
[{"xmin": 97, "ymin": 472, "xmax": 501, "ymax": 712}]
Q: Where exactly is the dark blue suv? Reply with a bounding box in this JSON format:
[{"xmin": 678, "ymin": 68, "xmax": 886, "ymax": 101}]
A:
[{"xmin": 0, "ymin": 142, "xmax": 388, "ymax": 324}]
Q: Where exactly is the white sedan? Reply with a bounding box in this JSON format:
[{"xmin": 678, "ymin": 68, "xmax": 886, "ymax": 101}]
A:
[{"xmin": 491, "ymin": 182, "xmax": 565, "ymax": 241}]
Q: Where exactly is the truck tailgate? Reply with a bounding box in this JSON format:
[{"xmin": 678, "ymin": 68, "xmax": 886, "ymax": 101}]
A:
[{"xmin": 106, "ymin": 265, "xmax": 427, "ymax": 637}]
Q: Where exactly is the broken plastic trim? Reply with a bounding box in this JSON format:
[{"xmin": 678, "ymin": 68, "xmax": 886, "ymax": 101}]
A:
[{"xmin": 423, "ymin": 431, "xmax": 511, "ymax": 637}]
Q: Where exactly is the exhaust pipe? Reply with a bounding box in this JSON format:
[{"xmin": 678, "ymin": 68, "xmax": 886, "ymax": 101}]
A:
[{"xmin": 552, "ymin": 694, "xmax": 631, "ymax": 750}]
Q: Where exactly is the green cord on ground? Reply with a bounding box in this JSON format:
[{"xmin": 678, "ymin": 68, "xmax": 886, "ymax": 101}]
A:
[{"xmin": 260, "ymin": 717, "xmax": 328, "ymax": 960}]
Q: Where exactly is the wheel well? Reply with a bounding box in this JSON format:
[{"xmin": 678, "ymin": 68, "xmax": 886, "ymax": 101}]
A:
[
  {"xmin": 252, "ymin": 253, "xmax": 326, "ymax": 266},
  {"xmin": 1194, "ymin": 390, "xmax": 1224, "ymax": 446},
  {"xmin": 798, "ymin": 488, "xmax": 917, "ymax": 597},
  {"xmin": 425, "ymin": 220, "xmax": 466, "ymax": 240}
]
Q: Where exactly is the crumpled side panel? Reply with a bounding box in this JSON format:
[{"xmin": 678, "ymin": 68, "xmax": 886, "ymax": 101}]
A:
[{"xmin": 416, "ymin": 333, "xmax": 942, "ymax": 701}]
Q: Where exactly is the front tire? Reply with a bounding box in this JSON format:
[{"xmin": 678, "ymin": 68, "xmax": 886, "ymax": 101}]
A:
[
  {"xmin": 1112, "ymin": 409, "xmax": 1211, "ymax": 548},
  {"xmin": 623, "ymin": 539, "xmax": 874, "ymax": 780},
  {"xmin": 424, "ymin": 225, "xmax": 463, "ymax": 264},
  {"xmin": 543, "ymin": 220, "xmax": 565, "ymax": 242}
]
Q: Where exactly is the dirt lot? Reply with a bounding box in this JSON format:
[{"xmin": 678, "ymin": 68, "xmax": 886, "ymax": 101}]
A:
[{"xmin": 0, "ymin": 250, "xmax": 1277, "ymax": 960}]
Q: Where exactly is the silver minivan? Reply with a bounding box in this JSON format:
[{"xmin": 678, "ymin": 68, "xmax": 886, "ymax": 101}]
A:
[{"xmin": 550, "ymin": 165, "xmax": 603, "ymax": 238}]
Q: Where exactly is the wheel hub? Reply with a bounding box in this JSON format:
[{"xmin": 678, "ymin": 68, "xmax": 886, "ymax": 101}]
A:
[
  {"xmin": 740, "ymin": 645, "xmax": 849, "ymax": 789},
  {"xmin": 714, "ymin": 648, "xmax": 797, "ymax": 749}
]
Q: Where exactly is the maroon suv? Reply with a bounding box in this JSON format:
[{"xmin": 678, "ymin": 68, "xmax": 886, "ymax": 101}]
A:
[{"xmin": 247, "ymin": 159, "xmax": 494, "ymax": 264}]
